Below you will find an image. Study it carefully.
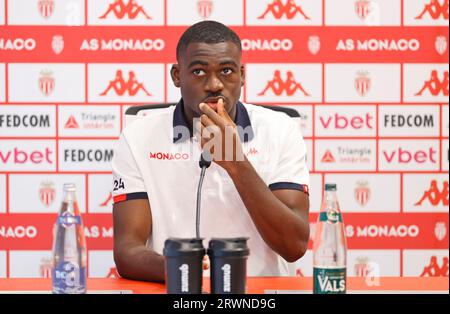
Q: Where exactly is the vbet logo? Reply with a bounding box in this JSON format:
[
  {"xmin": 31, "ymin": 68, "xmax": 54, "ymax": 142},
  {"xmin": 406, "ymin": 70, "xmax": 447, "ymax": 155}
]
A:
[
  {"xmin": 403, "ymin": 174, "xmax": 448, "ymax": 213},
  {"xmin": 315, "ymin": 140, "xmax": 376, "ymax": 171},
  {"xmin": 404, "ymin": 0, "xmax": 449, "ymax": 26},
  {"xmin": 404, "ymin": 64, "xmax": 449, "ymax": 103},
  {"xmin": 245, "ymin": 64, "xmax": 322, "ymax": 103},
  {"xmin": 88, "ymin": 0, "xmax": 164, "ymax": 25},
  {"xmin": 59, "ymin": 105, "xmax": 120, "ymax": 137},
  {"xmin": 88, "ymin": 64, "xmax": 164, "ymax": 103},
  {"xmin": 246, "ymin": 0, "xmax": 322, "ymax": 25},
  {"xmin": 0, "ymin": 140, "xmax": 55, "ymax": 171}
]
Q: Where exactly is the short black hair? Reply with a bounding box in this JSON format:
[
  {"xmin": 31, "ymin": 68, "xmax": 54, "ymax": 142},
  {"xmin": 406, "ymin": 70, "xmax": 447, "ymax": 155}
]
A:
[{"xmin": 176, "ymin": 20, "xmax": 242, "ymax": 61}]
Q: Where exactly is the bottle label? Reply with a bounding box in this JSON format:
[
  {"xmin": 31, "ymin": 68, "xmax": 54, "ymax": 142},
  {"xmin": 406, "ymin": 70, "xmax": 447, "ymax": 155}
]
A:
[
  {"xmin": 52, "ymin": 261, "xmax": 86, "ymax": 294},
  {"xmin": 313, "ymin": 267, "xmax": 346, "ymax": 294},
  {"xmin": 319, "ymin": 210, "xmax": 342, "ymax": 224},
  {"xmin": 57, "ymin": 212, "xmax": 82, "ymax": 228}
]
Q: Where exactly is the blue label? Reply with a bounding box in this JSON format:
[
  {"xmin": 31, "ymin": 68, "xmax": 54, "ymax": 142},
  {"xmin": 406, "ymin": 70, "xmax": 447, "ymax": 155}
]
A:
[
  {"xmin": 57, "ymin": 212, "xmax": 82, "ymax": 228},
  {"xmin": 52, "ymin": 261, "xmax": 86, "ymax": 294}
]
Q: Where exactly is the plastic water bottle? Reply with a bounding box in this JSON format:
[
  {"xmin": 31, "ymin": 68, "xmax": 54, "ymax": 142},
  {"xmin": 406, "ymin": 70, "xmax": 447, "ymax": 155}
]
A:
[
  {"xmin": 51, "ymin": 183, "xmax": 87, "ymax": 294},
  {"xmin": 313, "ymin": 183, "xmax": 347, "ymax": 294}
]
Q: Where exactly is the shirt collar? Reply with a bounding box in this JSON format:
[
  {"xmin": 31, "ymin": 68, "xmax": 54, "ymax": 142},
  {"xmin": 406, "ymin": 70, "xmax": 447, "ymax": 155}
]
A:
[{"xmin": 173, "ymin": 99, "xmax": 254, "ymax": 143}]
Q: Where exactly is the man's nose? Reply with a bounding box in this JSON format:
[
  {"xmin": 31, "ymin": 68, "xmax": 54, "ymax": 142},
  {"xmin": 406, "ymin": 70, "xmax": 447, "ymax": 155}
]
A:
[{"xmin": 204, "ymin": 74, "xmax": 224, "ymax": 93}]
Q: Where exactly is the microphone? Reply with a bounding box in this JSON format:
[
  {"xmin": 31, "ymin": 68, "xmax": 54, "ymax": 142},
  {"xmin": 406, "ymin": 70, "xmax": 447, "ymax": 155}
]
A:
[{"xmin": 196, "ymin": 151, "xmax": 211, "ymax": 238}]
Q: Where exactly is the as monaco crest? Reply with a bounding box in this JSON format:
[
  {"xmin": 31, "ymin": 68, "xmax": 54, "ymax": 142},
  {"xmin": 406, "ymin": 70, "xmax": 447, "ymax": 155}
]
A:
[
  {"xmin": 197, "ymin": 0, "xmax": 214, "ymax": 19},
  {"xmin": 52, "ymin": 35, "xmax": 64, "ymax": 55},
  {"xmin": 355, "ymin": 180, "xmax": 370, "ymax": 206},
  {"xmin": 39, "ymin": 70, "xmax": 55, "ymax": 96},
  {"xmin": 39, "ymin": 181, "xmax": 55, "ymax": 207},
  {"xmin": 435, "ymin": 36, "xmax": 448, "ymax": 55},
  {"xmin": 354, "ymin": 256, "xmax": 372, "ymax": 277},
  {"xmin": 39, "ymin": 256, "xmax": 53, "ymax": 278},
  {"xmin": 434, "ymin": 222, "xmax": 447, "ymax": 241},
  {"xmin": 355, "ymin": 0, "xmax": 372, "ymax": 21},
  {"xmin": 308, "ymin": 36, "xmax": 321, "ymax": 55},
  {"xmin": 38, "ymin": 0, "xmax": 55, "ymax": 19},
  {"xmin": 355, "ymin": 70, "xmax": 371, "ymax": 97}
]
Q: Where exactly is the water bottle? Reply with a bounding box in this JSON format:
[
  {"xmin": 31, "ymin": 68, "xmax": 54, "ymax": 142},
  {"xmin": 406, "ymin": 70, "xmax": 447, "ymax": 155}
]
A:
[
  {"xmin": 313, "ymin": 183, "xmax": 347, "ymax": 294},
  {"xmin": 51, "ymin": 183, "xmax": 87, "ymax": 294}
]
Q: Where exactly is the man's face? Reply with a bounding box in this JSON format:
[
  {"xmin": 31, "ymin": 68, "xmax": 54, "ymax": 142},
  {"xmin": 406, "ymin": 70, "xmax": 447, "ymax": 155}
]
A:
[{"xmin": 171, "ymin": 41, "xmax": 245, "ymax": 121}]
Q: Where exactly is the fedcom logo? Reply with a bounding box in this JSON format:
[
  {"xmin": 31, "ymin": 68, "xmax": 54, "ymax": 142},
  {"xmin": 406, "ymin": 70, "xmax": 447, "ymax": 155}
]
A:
[{"xmin": 59, "ymin": 140, "xmax": 116, "ymax": 171}]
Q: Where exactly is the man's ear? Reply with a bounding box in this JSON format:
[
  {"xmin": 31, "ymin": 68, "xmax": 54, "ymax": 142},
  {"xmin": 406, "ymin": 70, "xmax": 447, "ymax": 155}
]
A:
[
  {"xmin": 171, "ymin": 64, "xmax": 181, "ymax": 88},
  {"xmin": 240, "ymin": 64, "xmax": 246, "ymax": 87}
]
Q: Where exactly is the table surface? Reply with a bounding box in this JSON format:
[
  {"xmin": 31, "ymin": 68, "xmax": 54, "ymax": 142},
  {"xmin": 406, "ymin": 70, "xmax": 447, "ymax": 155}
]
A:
[{"xmin": 0, "ymin": 277, "xmax": 448, "ymax": 294}]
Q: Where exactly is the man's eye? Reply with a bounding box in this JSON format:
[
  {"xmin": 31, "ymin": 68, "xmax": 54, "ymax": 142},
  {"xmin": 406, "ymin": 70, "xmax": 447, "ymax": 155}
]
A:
[
  {"xmin": 193, "ymin": 69, "xmax": 205, "ymax": 76},
  {"xmin": 221, "ymin": 68, "xmax": 233, "ymax": 75}
]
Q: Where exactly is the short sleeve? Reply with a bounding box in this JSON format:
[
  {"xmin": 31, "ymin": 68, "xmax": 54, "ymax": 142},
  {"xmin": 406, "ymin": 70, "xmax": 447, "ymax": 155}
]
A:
[
  {"xmin": 267, "ymin": 119, "xmax": 310, "ymax": 195},
  {"xmin": 111, "ymin": 134, "xmax": 148, "ymax": 204}
]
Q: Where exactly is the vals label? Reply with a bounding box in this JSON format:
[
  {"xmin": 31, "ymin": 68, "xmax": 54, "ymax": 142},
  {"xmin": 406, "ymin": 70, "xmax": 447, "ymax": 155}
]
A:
[{"xmin": 313, "ymin": 268, "xmax": 346, "ymax": 294}]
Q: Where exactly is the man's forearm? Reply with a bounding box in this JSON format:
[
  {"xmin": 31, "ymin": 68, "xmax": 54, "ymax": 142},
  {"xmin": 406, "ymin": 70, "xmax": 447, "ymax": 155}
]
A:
[
  {"xmin": 114, "ymin": 244, "xmax": 165, "ymax": 282},
  {"xmin": 225, "ymin": 159, "xmax": 309, "ymax": 262}
]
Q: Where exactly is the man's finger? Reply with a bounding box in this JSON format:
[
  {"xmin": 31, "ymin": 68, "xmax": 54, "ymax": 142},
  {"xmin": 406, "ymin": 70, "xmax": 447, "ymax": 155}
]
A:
[
  {"xmin": 217, "ymin": 99, "xmax": 234, "ymax": 124},
  {"xmin": 199, "ymin": 102, "xmax": 226, "ymax": 128}
]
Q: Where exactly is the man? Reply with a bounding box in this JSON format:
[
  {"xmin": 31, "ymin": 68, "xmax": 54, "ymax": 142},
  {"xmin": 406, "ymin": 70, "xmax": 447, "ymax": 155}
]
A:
[{"xmin": 112, "ymin": 20, "xmax": 310, "ymax": 282}]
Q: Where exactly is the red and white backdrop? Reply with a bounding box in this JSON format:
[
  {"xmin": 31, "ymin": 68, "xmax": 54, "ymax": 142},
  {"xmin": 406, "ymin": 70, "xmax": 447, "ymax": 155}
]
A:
[{"xmin": 0, "ymin": 0, "xmax": 448, "ymax": 280}]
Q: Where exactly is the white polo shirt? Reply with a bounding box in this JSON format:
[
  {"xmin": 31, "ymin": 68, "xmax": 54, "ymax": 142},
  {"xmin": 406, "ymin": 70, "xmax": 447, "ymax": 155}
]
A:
[{"xmin": 112, "ymin": 101, "xmax": 309, "ymax": 276}]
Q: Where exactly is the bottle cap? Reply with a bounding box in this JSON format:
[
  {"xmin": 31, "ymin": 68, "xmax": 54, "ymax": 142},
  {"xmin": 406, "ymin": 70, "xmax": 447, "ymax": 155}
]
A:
[
  {"xmin": 63, "ymin": 183, "xmax": 76, "ymax": 192},
  {"xmin": 324, "ymin": 183, "xmax": 337, "ymax": 191},
  {"xmin": 207, "ymin": 237, "xmax": 250, "ymax": 258},
  {"xmin": 163, "ymin": 238, "xmax": 205, "ymax": 258}
]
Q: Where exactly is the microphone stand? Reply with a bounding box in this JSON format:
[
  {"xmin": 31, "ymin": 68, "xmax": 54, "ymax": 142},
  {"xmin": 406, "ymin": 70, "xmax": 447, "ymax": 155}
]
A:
[{"xmin": 196, "ymin": 151, "xmax": 211, "ymax": 238}]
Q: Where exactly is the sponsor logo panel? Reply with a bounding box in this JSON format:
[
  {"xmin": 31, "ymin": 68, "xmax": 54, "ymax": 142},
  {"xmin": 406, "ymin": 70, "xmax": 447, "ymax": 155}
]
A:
[
  {"xmin": 167, "ymin": 0, "xmax": 243, "ymax": 26},
  {"xmin": 9, "ymin": 174, "xmax": 85, "ymax": 213},
  {"xmin": 403, "ymin": 64, "xmax": 449, "ymax": 103},
  {"xmin": 443, "ymin": 105, "xmax": 449, "ymax": 137},
  {"xmin": 309, "ymin": 173, "xmax": 323, "ymax": 213},
  {"xmin": 0, "ymin": 105, "xmax": 56, "ymax": 137},
  {"xmin": 0, "ymin": 64, "xmax": 5, "ymax": 102},
  {"xmin": 325, "ymin": 64, "xmax": 401, "ymax": 102},
  {"xmin": 442, "ymin": 139, "xmax": 449, "ymax": 171},
  {"xmin": 404, "ymin": 0, "xmax": 449, "ymax": 26},
  {"xmin": 0, "ymin": 251, "xmax": 5, "ymax": 278},
  {"xmin": 0, "ymin": 174, "xmax": 6, "ymax": 213},
  {"xmin": 290, "ymin": 249, "xmax": 313, "ymax": 277},
  {"xmin": 8, "ymin": 63, "xmax": 85, "ymax": 102},
  {"xmin": 0, "ymin": 214, "xmax": 113, "ymax": 250},
  {"xmin": 379, "ymin": 140, "xmax": 440, "ymax": 171},
  {"xmin": 403, "ymin": 174, "xmax": 449, "ymax": 213},
  {"xmin": 379, "ymin": 105, "xmax": 440, "ymax": 137},
  {"xmin": 0, "ymin": 140, "xmax": 56, "ymax": 171},
  {"xmin": 9, "ymin": 251, "xmax": 52, "ymax": 278},
  {"xmin": 305, "ymin": 139, "xmax": 313, "ymax": 171},
  {"xmin": 0, "ymin": 0, "xmax": 4, "ymax": 25},
  {"xmin": 58, "ymin": 140, "xmax": 116, "ymax": 171},
  {"xmin": 88, "ymin": 0, "xmax": 164, "ymax": 25},
  {"xmin": 58, "ymin": 105, "xmax": 120, "ymax": 137},
  {"xmin": 315, "ymin": 140, "xmax": 376, "ymax": 171},
  {"xmin": 89, "ymin": 174, "xmax": 114, "ymax": 214},
  {"xmin": 88, "ymin": 250, "xmax": 117, "ymax": 278},
  {"xmin": 246, "ymin": 64, "xmax": 322, "ymax": 103},
  {"xmin": 315, "ymin": 105, "xmax": 376, "ymax": 137},
  {"xmin": 88, "ymin": 63, "xmax": 164, "ymax": 103},
  {"xmin": 246, "ymin": 0, "xmax": 322, "ymax": 26},
  {"xmin": 325, "ymin": 0, "xmax": 401, "ymax": 26},
  {"xmin": 348, "ymin": 250, "xmax": 400, "ymax": 277},
  {"xmin": 284, "ymin": 105, "xmax": 313, "ymax": 137},
  {"xmin": 325, "ymin": 174, "xmax": 400, "ymax": 212},
  {"xmin": 403, "ymin": 250, "xmax": 449, "ymax": 277},
  {"xmin": 8, "ymin": 0, "xmax": 85, "ymax": 25}
]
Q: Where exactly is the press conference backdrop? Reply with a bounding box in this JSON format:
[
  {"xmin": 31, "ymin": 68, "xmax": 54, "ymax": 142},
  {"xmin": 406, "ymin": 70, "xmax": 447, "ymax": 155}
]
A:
[{"xmin": 0, "ymin": 0, "xmax": 448, "ymax": 280}]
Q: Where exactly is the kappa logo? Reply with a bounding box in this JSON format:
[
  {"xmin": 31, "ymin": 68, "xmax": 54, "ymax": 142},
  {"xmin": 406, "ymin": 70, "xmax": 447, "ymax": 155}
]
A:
[
  {"xmin": 100, "ymin": 70, "xmax": 152, "ymax": 97},
  {"xmin": 355, "ymin": 180, "xmax": 370, "ymax": 207},
  {"xmin": 246, "ymin": 147, "xmax": 259, "ymax": 156},
  {"xmin": 435, "ymin": 36, "xmax": 448, "ymax": 55},
  {"xmin": 106, "ymin": 267, "xmax": 120, "ymax": 278},
  {"xmin": 38, "ymin": 0, "xmax": 55, "ymax": 19},
  {"xmin": 420, "ymin": 256, "xmax": 449, "ymax": 277},
  {"xmin": 321, "ymin": 150, "xmax": 335, "ymax": 163},
  {"xmin": 295, "ymin": 268, "xmax": 305, "ymax": 277},
  {"xmin": 355, "ymin": 70, "xmax": 371, "ymax": 97},
  {"xmin": 39, "ymin": 180, "xmax": 55, "ymax": 207},
  {"xmin": 99, "ymin": 192, "xmax": 113, "ymax": 207},
  {"xmin": 415, "ymin": 70, "xmax": 449, "ymax": 97},
  {"xmin": 414, "ymin": 180, "xmax": 449, "ymax": 206},
  {"xmin": 354, "ymin": 0, "xmax": 373, "ymax": 21},
  {"xmin": 99, "ymin": 0, "xmax": 152, "ymax": 20},
  {"xmin": 39, "ymin": 70, "xmax": 55, "ymax": 97},
  {"xmin": 64, "ymin": 115, "xmax": 79, "ymax": 129},
  {"xmin": 258, "ymin": 70, "xmax": 310, "ymax": 97},
  {"xmin": 257, "ymin": 0, "xmax": 310, "ymax": 20},
  {"xmin": 197, "ymin": 0, "xmax": 214, "ymax": 19},
  {"xmin": 415, "ymin": 0, "xmax": 449, "ymax": 20}
]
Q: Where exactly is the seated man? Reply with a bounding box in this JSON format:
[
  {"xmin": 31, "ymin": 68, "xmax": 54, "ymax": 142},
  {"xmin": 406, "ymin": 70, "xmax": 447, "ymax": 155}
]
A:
[{"xmin": 111, "ymin": 20, "xmax": 310, "ymax": 282}]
